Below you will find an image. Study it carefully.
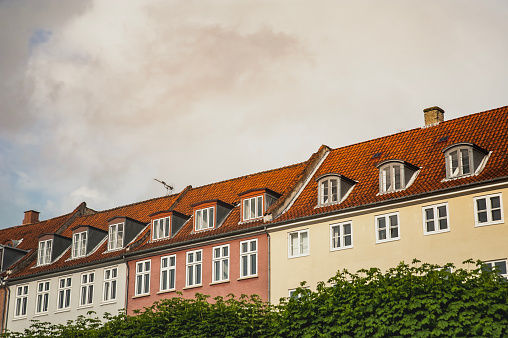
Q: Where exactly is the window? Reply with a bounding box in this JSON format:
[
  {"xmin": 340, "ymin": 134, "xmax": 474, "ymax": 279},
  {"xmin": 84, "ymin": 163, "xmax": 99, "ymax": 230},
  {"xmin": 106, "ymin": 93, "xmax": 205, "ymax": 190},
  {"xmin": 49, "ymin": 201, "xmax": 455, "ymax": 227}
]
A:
[
  {"xmin": 195, "ymin": 207, "xmax": 214, "ymax": 231},
  {"xmin": 330, "ymin": 222, "xmax": 353, "ymax": 251},
  {"xmin": 474, "ymin": 194, "xmax": 503, "ymax": 226},
  {"xmin": 482, "ymin": 259, "xmax": 507, "ymax": 277},
  {"xmin": 72, "ymin": 231, "xmax": 87, "ymax": 258},
  {"xmin": 288, "ymin": 229, "xmax": 309, "ymax": 258},
  {"xmin": 37, "ymin": 239, "xmax": 52, "ymax": 266},
  {"xmin": 103, "ymin": 267, "xmax": 118, "ymax": 302},
  {"xmin": 135, "ymin": 260, "xmax": 151, "ymax": 296},
  {"xmin": 443, "ymin": 143, "xmax": 489, "ymax": 179},
  {"xmin": 186, "ymin": 250, "xmax": 202, "ymax": 287},
  {"xmin": 240, "ymin": 239, "xmax": 257, "ymax": 278},
  {"xmin": 423, "ymin": 203, "xmax": 449, "ymax": 235},
  {"xmin": 213, "ymin": 244, "xmax": 229, "ymax": 282},
  {"xmin": 243, "ymin": 196, "xmax": 263, "ymax": 221},
  {"xmin": 447, "ymin": 147, "xmax": 471, "ymax": 178},
  {"xmin": 14, "ymin": 285, "xmax": 28, "ymax": 317},
  {"xmin": 160, "ymin": 255, "xmax": 176, "ymax": 292},
  {"xmin": 57, "ymin": 277, "xmax": 72, "ymax": 310},
  {"xmin": 108, "ymin": 223, "xmax": 124, "ymax": 250},
  {"xmin": 380, "ymin": 164, "xmax": 403, "ymax": 193},
  {"xmin": 153, "ymin": 216, "xmax": 170, "ymax": 240},
  {"xmin": 376, "ymin": 212, "xmax": 400, "ymax": 243},
  {"xmin": 35, "ymin": 281, "xmax": 50, "ymax": 314},
  {"xmin": 80, "ymin": 272, "xmax": 94, "ymax": 306},
  {"xmin": 319, "ymin": 177, "xmax": 338, "ymax": 205}
]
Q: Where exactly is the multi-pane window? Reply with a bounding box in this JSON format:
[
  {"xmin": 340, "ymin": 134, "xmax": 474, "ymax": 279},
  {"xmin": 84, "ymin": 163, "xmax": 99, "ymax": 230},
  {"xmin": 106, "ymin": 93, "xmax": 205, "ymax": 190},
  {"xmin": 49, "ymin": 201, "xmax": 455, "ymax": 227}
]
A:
[
  {"xmin": 483, "ymin": 259, "xmax": 507, "ymax": 277},
  {"xmin": 330, "ymin": 222, "xmax": 353, "ymax": 251},
  {"xmin": 108, "ymin": 223, "xmax": 124, "ymax": 250},
  {"xmin": 35, "ymin": 281, "xmax": 50, "ymax": 314},
  {"xmin": 380, "ymin": 164, "xmax": 403, "ymax": 193},
  {"xmin": 447, "ymin": 147, "xmax": 471, "ymax": 178},
  {"xmin": 14, "ymin": 285, "xmax": 28, "ymax": 317},
  {"xmin": 160, "ymin": 255, "xmax": 176, "ymax": 291},
  {"xmin": 212, "ymin": 245, "xmax": 229, "ymax": 282},
  {"xmin": 37, "ymin": 239, "xmax": 52, "ymax": 266},
  {"xmin": 80, "ymin": 272, "xmax": 94, "ymax": 306},
  {"xmin": 103, "ymin": 267, "xmax": 118, "ymax": 302},
  {"xmin": 186, "ymin": 250, "xmax": 202, "ymax": 287},
  {"xmin": 376, "ymin": 212, "xmax": 400, "ymax": 243},
  {"xmin": 195, "ymin": 207, "xmax": 215, "ymax": 231},
  {"xmin": 423, "ymin": 203, "xmax": 449, "ymax": 234},
  {"xmin": 474, "ymin": 194, "xmax": 503, "ymax": 226},
  {"xmin": 240, "ymin": 239, "xmax": 257, "ymax": 278},
  {"xmin": 319, "ymin": 178, "xmax": 338, "ymax": 205},
  {"xmin": 57, "ymin": 277, "xmax": 72, "ymax": 310},
  {"xmin": 153, "ymin": 216, "xmax": 170, "ymax": 240},
  {"xmin": 243, "ymin": 196, "xmax": 263, "ymax": 221},
  {"xmin": 288, "ymin": 229, "xmax": 309, "ymax": 258},
  {"xmin": 72, "ymin": 231, "xmax": 87, "ymax": 258},
  {"xmin": 135, "ymin": 260, "xmax": 151, "ymax": 296}
]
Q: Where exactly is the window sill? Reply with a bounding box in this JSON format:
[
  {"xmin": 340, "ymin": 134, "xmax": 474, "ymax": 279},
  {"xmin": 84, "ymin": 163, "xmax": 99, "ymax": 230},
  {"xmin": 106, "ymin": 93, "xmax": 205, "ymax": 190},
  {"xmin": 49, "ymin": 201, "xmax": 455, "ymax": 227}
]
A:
[
  {"xmin": 33, "ymin": 313, "xmax": 48, "ymax": 318},
  {"xmin": 288, "ymin": 253, "xmax": 309, "ymax": 259},
  {"xmin": 12, "ymin": 316, "xmax": 27, "ymax": 321},
  {"xmin": 424, "ymin": 229, "xmax": 450, "ymax": 236},
  {"xmin": 157, "ymin": 289, "xmax": 176, "ymax": 295},
  {"xmin": 55, "ymin": 308, "xmax": 71, "ymax": 314},
  {"xmin": 475, "ymin": 220, "xmax": 504, "ymax": 227},
  {"xmin": 210, "ymin": 280, "xmax": 230, "ymax": 286},
  {"xmin": 101, "ymin": 300, "xmax": 117, "ymax": 306},
  {"xmin": 132, "ymin": 293, "xmax": 150, "ymax": 299},
  {"xmin": 330, "ymin": 246, "xmax": 353, "ymax": 252},
  {"xmin": 77, "ymin": 304, "xmax": 94, "ymax": 310},
  {"xmin": 376, "ymin": 237, "xmax": 400, "ymax": 244},
  {"xmin": 237, "ymin": 275, "xmax": 258, "ymax": 281},
  {"xmin": 183, "ymin": 284, "xmax": 202, "ymax": 290}
]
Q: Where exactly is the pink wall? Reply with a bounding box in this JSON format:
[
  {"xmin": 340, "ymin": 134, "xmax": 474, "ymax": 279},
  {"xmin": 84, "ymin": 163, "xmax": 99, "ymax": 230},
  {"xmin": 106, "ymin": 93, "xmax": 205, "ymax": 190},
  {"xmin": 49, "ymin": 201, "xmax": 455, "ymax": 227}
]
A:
[{"xmin": 127, "ymin": 234, "xmax": 268, "ymax": 314}]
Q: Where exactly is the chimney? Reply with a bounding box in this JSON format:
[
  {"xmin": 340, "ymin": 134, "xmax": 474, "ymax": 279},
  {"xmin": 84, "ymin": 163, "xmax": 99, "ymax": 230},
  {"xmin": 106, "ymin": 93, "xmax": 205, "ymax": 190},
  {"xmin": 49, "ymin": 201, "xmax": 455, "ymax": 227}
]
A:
[
  {"xmin": 423, "ymin": 106, "xmax": 444, "ymax": 126},
  {"xmin": 23, "ymin": 210, "xmax": 40, "ymax": 225}
]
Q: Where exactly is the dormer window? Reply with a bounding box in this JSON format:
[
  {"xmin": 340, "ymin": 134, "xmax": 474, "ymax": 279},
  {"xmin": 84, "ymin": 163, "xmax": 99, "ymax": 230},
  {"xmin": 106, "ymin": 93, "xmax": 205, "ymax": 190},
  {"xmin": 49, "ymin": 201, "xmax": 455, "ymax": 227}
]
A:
[
  {"xmin": 108, "ymin": 223, "xmax": 124, "ymax": 251},
  {"xmin": 316, "ymin": 174, "xmax": 356, "ymax": 207},
  {"xmin": 195, "ymin": 207, "xmax": 215, "ymax": 231},
  {"xmin": 192, "ymin": 200, "xmax": 234, "ymax": 232},
  {"xmin": 443, "ymin": 143, "xmax": 489, "ymax": 179},
  {"xmin": 376, "ymin": 160, "xmax": 419, "ymax": 194},
  {"xmin": 243, "ymin": 196, "xmax": 263, "ymax": 221},
  {"xmin": 152, "ymin": 216, "xmax": 170, "ymax": 240},
  {"xmin": 72, "ymin": 231, "xmax": 87, "ymax": 258},
  {"xmin": 37, "ymin": 239, "xmax": 52, "ymax": 266},
  {"xmin": 238, "ymin": 188, "xmax": 281, "ymax": 222}
]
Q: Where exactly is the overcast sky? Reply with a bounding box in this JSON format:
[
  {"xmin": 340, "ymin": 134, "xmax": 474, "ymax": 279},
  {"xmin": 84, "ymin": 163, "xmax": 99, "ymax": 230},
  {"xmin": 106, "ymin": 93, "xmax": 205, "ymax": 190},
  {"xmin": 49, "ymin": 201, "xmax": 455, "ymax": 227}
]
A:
[{"xmin": 1, "ymin": 0, "xmax": 507, "ymax": 229}]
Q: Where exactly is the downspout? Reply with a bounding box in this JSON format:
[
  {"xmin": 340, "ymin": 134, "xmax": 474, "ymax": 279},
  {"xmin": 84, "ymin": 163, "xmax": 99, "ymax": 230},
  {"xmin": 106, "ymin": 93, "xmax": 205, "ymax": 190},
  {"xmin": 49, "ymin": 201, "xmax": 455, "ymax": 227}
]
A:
[
  {"xmin": 122, "ymin": 255, "xmax": 129, "ymax": 314},
  {"xmin": 1, "ymin": 282, "xmax": 10, "ymax": 334},
  {"xmin": 263, "ymin": 225, "xmax": 271, "ymax": 303}
]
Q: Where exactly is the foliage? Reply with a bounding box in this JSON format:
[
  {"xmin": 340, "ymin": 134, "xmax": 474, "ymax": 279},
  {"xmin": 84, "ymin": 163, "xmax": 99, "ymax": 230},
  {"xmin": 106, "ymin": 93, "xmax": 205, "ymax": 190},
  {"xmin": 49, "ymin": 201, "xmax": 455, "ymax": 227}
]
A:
[{"xmin": 4, "ymin": 260, "xmax": 508, "ymax": 337}]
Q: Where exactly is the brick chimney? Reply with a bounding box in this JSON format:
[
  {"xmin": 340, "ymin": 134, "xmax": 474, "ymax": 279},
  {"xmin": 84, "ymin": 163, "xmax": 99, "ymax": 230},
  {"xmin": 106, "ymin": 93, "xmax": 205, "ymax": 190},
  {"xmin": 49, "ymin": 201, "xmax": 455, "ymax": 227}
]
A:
[
  {"xmin": 423, "ymin": 106, "xmax": 444, "ymax": 126},
  {"xmin": 23, "ymin": 210, "xmax": 40, "ymax": 224}
]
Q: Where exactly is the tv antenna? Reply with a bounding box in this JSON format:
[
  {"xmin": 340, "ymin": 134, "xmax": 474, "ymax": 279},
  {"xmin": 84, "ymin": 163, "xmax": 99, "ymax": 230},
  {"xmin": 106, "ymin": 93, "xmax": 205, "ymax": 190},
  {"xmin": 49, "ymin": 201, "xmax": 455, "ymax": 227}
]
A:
[{"xmin": 154, "ymin": 179, "xmax": 174, "ymax": 196}]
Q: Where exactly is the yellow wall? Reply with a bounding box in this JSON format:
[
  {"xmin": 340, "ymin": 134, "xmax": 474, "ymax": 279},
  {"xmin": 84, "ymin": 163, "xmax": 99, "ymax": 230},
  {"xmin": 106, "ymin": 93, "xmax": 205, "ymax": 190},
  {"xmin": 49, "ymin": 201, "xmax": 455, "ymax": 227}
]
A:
[{"xmin": 268, "ymin": 184, "xmax": 508, "ymax": 303}]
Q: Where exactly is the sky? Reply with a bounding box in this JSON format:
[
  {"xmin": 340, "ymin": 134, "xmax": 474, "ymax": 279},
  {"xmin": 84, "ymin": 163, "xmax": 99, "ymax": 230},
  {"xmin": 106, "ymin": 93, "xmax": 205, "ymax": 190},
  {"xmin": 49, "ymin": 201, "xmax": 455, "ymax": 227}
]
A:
[{"xmin": 1, "ymin": 0, "xmax": 508, "ymax": 229}]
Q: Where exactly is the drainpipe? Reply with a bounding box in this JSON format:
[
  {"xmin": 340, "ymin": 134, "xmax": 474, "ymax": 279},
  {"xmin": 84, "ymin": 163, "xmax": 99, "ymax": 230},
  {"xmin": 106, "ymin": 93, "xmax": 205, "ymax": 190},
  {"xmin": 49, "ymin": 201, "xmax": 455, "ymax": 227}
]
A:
[
  {"xmin": 263, "ymin": 225, "xmax": 271, "ymax": 303},
  {"xmin": 1, "ymin": 281, "xmax": 10, "ymax": 333},
  {"xmin": 122, "ymin": 255, "xmax": 129, "ymax": 315}
]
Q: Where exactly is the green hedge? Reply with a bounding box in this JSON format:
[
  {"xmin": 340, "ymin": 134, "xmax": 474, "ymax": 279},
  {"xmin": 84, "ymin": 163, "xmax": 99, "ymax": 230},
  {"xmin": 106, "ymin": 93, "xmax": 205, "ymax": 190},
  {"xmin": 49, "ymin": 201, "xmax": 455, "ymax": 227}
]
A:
[{"xmin": 5, "ymin": 259, "xmax": 508, "ymax": 337}]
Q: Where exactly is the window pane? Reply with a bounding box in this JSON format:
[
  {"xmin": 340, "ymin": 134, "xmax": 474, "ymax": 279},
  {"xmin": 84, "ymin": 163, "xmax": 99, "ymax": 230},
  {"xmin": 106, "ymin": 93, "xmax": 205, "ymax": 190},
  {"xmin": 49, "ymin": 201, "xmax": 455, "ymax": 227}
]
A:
[
  {"xmin": 196, "ymin": 251, "xmax": 201, "ymax": 261},
  {"xmin": 425, "ymin": 208, "xmax": 434, "ymax": 221},
  {"xmin": 257, "ymin": 196, "xmax": 263, "ymax": 217},
  {"xmin": 460, "ymin": 149, "xmax": 470, "ymax": 174},
  {"xmin": 477, "ymin": 198, "xmax": 487, "ymax": 211},
  {"xmin": 437, "ymin": 206, "xmax": 447, "ymax": 218},
  {"xmin": 439, "ymin": 219, "xmax": 448, "ymax": 230},
  {"xmin": 251, "ymin": 198, "xmax": 256, "ymax": 219},
  {"xmin": 390, "ymin": 227, "xmax": 398, "ymax": 238},
  {"xmin": 478, "ymin": 211, "xmax": 488, "ymax": 223},
  {"xmin": 241, "ymin": 242, "xmax": 248, "ymax": 253},
  {"xmin": 394, "ymin": 165, "xmax": 401, "ymax": 189},
  {"xmin": 195, "ymin": 265, "xmax": 201, "ymax": 284},
  {"xmin": 495, "ymin": 261, "xmax": 507, "ymax": 275},
  {"xmin": 332, "ymin": 227, "xmax": 340, "ymax": 248},
  {"xmin": 290, "ymin": 233, "xmax": 298, "ymax": 256},
  {"xmin": 222, "ymin": 260, "xmax": 228, "ymax": 279},
  {"xmin": 492, "ymin": 210, "xmax": 502, "ymax": 221},
  {"xmin": 389, "ymin": 215, "xmax": 398, "ymax": 227},
  {"xmin": 344, "ymin": 235, "xmax": 352, "ymax": 247},
  {"xmin": 300, "ymin": 232, "xmax": 308, "ymax": 254},
  {"xmin": 243, "ymin": 200, "xmax": 249, "ymax": 220},
  {"xmin": 426, "ymin": 221, "xmax": 435, "ymax": 232},
  {"xmin": 169, "ymin": 270, "xmax": 175, "ymax": 289},
  {"xmin": 250, "ymin": 240, "xmax": 256, "ymax": 251},
  {"xmin": 250, "ymin": 254, "xmax": 257, "ymax": 275},
  {"xmin": 450, "ymin": 151, "xmax": 459, "ymax": 175},
  {"xmin": 331, "ymin": 180, "xmax": 338, "ymax": 202},
  {"xmin": 378, "ymin": 217, "xmax": 386, "ymax": 229},
  {"xmin": 209, "ymin": 208, "xmax": 214, "ymax": 227},
  {"xmin": 491, "ymin": 196, "xmax": 501, "ymax": 209},
  {"xmin": 242, "ymin": 256, "xmax": 248, "ymax": 276},
  {"xmin": 214, "ymin": 261, "xmax": 220, "ymax": 281},
  {"xmin": 322, "ymin": 181, "xmax": 329, "ymax": 203}
]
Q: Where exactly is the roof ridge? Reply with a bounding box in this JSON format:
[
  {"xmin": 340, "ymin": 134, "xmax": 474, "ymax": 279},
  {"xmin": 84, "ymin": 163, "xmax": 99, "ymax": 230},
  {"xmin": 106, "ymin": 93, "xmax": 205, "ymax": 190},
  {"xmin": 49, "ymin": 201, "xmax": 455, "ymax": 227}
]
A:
[
  {"xmin": 81, "ymin": 193, "xmax": 180, "ymax": 217},
  {"xmin": 0, "ymin": 212, "xmax": 74, "ymax": 232}
]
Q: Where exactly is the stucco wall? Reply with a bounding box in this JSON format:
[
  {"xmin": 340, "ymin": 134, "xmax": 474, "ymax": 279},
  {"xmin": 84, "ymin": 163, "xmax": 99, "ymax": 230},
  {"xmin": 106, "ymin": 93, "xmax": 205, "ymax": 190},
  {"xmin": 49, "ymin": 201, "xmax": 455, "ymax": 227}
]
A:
[{"xmin": 269, "ymin": 184, "xmax": 508, "ymax": 303}]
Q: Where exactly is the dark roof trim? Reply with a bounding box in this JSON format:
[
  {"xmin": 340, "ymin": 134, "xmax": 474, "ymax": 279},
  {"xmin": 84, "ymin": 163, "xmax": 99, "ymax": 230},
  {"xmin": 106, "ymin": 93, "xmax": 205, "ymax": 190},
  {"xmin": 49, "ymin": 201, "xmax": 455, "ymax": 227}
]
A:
[
  {"xmin": 37, "ymin": 233, "xmax": 71, "ymax": 240},
  {"xmin": 238, "ymin": 188, "xmax": 281, "ymax": 198},
  {"xmin": 70, "ymin": 224, "xmax": 108, "ymax": 233},
  {"xmin": 148, "ymin": 210, "xmax": 190, "ymax": 219},
  {"xmin": 106, "ymin": 216, "xmax": 145, "ymax": 225},
  {"xmin": 191, "ymin": 199, "xmax": 235, "ymax": 209},
  {"xmin": 442, "ymin": 142, "xmax": 489, "ymax": 155},
  {"xmin": 376, "ymin": 159, "xmax": 420, "ymax": 171},
  {"xmin": 315, "ymin": 173, "xmax": 357, "ymax": 185}
]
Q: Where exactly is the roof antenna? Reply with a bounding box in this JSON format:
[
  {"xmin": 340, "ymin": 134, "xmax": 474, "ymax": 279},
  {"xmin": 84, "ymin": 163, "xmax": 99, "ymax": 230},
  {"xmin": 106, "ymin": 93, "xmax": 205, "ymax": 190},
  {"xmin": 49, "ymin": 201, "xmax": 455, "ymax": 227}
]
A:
[{"xmin": 154, "ymin": 179, "xmax": 174, "ymax": 196}]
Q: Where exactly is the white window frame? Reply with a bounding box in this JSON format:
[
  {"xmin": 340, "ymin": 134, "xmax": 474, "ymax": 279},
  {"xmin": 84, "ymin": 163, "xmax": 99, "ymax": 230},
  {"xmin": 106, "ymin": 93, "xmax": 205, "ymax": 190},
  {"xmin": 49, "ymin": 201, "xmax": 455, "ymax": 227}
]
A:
[
  {"xmin": 240, "ymin": 239, "xmax": 258, "ymax": 278},
  {"xmin": 108, "ymin": 223, "xmax": 124, "ymax": 251},
  {"xmin": 160, "ymin": 255, "xmax": 176, "ymax": 292},
  {"xmin": 482, "ymin": 259, "xmax": 507, "ymax": 277},
  {"xmin": 422, "ymin": 203, "xmax": 450, "ymax": 235},
  {"xmin": 379, "ymin": 163, "xmax": 404, "ymax": 193},
  {"xmin": 242, "ymin": 196, "xmax": 264, "ymax": 222},
  {"xmin": 195, "ymin": 207, "xmax": 215, "ymax": 231},
  {"xmin": 474, "ymin": 193, "xmax": 504, "ymax": 227},
  {"xmin": 152, "ymin": 216, "xmax": 170, "ymax": 240},
  {"xmin": 135, "ymin": 260, "xmax": 151, "ymax": 296},
  {"xmin": 14, "ymin": 284, "xmax": 29, "ymax": 318},
  {"xmin": 288, "ymin": 229, "xmax": 309, "ymax": 258},
  {"xmin": 212, "ymin": 244, "xmax": 229, "ymax": 282},
  {"xmin": 103, "ymin": 267, "xmax": 118, "ymax": 302},
  {"xmin": 186, "ymin": 249, "xmax": 202, "ymax": 287},
  {"xmin": 72, "ymin": 231, "xmax": 87, "ymax": 258},
  {"xmin": 57, "ymin": 276, "xmax": 72, "ymax": 311},
  {"xmin": 79, "ymin": 272, "xmax": 95, "ymax": 307},
  {"xmin": 35, "ymin": 280, "xmax": 50, "ymax": 315},
  {"xmin": 446, "ymin": 146, "xmax": 472, "ymax": 178},
  {"xmin": 37, "ymin": 239, "xmax": 52, "ymax": 266},
  {"xmin": 330, "ymin": 221, "xmax": 353, "ymax": 251},
  {"xmin": 375, "ymin": 212, "xmax": 400, "ymax": 243},
  {"xmin": 319, "ymin": 177, "xmax": 339, "ymax": 206}
]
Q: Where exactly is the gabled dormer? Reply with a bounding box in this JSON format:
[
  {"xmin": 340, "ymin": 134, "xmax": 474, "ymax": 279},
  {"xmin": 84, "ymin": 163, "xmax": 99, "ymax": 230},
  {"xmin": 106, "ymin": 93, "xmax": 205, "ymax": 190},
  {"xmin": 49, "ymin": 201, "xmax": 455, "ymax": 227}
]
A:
[
  {"xmin": 192, "ymin": 200, "xmax": 234, "ymax": 232},
  {"xmin": 238, "ymin": 188, "xmax": 281, "ymax": 222},
  {"xmin": 442, "ymin": 142, "xmax": 489, "ymax": 180},
  {"xmin": 0, "ymin": 242, "xmax": 28, "ymax": 272},
  {"xmin": 70, "ymin": 225, "xmax": 108, "ymax": 259},
  {"xmin": 376, "ymin": 160, "xmax": 419, "ymax": 194},
  {"xmin": 150, "ymin": 210, "xmax": 190, "ymax": 241},
  {"xmin": 37, "ymin": 234, "xmax": 71, "ymax": 266},
  {"xmin": 315, "ymin": 174, "xmax": 356, "ymax": 207},
  {"xmin": 107, "ymin": 217, "xmax": 146, "ymax": 251}
]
